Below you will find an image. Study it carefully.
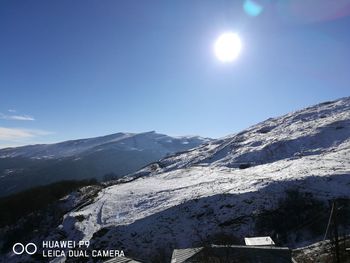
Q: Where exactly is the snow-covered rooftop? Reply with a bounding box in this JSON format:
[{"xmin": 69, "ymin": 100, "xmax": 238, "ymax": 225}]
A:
[{"xmin": 244, "ymin": 236, "xmax": 275, "ymax": 246}]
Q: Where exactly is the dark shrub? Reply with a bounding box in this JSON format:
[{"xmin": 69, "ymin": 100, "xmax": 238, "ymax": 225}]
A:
[{"xmin": 255, "ymin": 189, "xmax": 328, "ymax": 245}]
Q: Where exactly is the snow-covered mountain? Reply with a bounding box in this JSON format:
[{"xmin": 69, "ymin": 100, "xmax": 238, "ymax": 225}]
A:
[
  {"xmin": 0, "ymin": 131, "xmax": 209, "ymax": 160},
  {"xmin": 0, "ymin": 131, "xmax": 210, "ymax": 196},
  {"xmin": 3, "ymin": 97, "xmax": 350, "ymax": 263},
  {"xmin": 54, "ymin": 97, "xmax": 350, "ymax": 262},
  {"xmin": 137, "ymin": 98, "xmax": 350, "ymax": 173}
]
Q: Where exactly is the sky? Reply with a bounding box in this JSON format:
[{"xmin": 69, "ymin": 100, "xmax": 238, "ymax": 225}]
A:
[{"xmin": 1, "ymin": 0, "xmax": 350, "ymax": 148}]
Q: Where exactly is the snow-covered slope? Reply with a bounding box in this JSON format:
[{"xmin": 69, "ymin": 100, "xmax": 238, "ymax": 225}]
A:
[
  {"xmin": 143, "ymin": 98, "xmax": 350, "ymax": 172},
  {"xmin": 3, "ymin": 98, "xmax": 349, "ymax": 263},
  {"xmin": 56, "ymin": 97, "xmax": 350, "ymax": 261},
  {"xmin": 0, "ymin": 132, "xmax": 210, "ymax": 196}
]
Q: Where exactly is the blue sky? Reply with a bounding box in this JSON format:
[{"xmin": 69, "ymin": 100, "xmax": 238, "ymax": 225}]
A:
[{"xmin": 1, "ymin": 0, "xmax": 350, "ymax": 148}]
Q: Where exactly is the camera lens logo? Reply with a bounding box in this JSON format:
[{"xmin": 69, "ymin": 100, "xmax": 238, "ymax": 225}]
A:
[{"xmin": 12, "ymin": 243, "xmax": 37, "ymax": 255}]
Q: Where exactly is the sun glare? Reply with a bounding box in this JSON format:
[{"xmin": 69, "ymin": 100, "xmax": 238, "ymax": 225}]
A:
[{"xmin": 214, "ymin": 32, "xmax": 242, "ymax": 62}]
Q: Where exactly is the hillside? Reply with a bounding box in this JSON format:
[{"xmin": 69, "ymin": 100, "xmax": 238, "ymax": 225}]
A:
[
  {"xmin": 0, "ymin": 131, "xmax": 210, "ymax": 196},
  {"xmin": 65, "ymin": 97, "xmax": 349, "ymax": 262},
  {"xmin": 3, "ymin": 97, "xmax": 350, "ymax": 262}
]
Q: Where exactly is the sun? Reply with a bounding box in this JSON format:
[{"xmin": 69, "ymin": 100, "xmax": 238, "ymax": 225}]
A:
[{"xmin": 214, "ymin": 32, "xmax": 242, "ymax": 62}]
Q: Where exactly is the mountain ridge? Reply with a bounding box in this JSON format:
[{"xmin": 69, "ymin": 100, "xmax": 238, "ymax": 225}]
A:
[
  {"xmin": 1, "ymin": 97, "xmax": 349, "ymax": 262},
  {"xmin": 0, "ymin": 131, "xmax": 211, "ymax": 159},
  {"xmin": 0, "ymin": 131, "xmax": 211, "ymax": 196},
  {"xmin": 54, "ymin": 97, "xmax": 350, "ymax": 262}
]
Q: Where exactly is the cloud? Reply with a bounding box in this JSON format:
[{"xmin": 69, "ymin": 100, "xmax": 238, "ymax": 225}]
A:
[
  {"xmin": 0, "ymin": 113, "xmax": 35, "ymax": 121},
  {"xmin": 0, "ymin": 127, "xmax": 51, "ymax": 141},
  {"xmin": 8, "ymin": 115, "xmax": 35, "ymax": 121}
]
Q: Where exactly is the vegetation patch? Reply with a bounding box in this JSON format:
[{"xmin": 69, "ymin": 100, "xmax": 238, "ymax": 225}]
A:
[
  {"xmin": 0, "ymin": 179, "xmax": 98, "ymax": 227},
  {"xmin": 0, "ymin": 179, "xmax": 99, "ymax": 253},
  {"xmin": 255, "ymin": 189, "xmax": 350, "ymax": 246}
]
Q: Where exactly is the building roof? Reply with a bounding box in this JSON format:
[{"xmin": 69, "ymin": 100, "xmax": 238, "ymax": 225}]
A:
[
  {"xmin": 244, "ymin": 236, "xmax": 275, "ymax": 246},
  {"xmin": 171, "ymin": 247, "xmax": 203, "ymax": 263},
  {"xmin": 171, "ymin": 245, "xmax": 291, "ymax": 263},
  {"xmin": 104, "ymin": 256, "xmax": 142, "ymax": 263}
]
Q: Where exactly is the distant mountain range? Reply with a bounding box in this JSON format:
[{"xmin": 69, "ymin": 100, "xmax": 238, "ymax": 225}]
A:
[{"xmin": 0, "ymin": 131, "xmax": 211, "ymax": 196}]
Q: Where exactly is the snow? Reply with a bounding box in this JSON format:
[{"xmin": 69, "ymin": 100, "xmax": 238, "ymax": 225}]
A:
[
  {"xmin": 64, "ymin": 144, "xmax": 350, "ymax": 241},
  {"xmin": 1, "ymin": 97, "xmax": 346, "ymax": 262},
  {"xmin": 0, "ymin": 131, "xmax": 210, "ymax": 159},
  {"xmin": 58, "ymin": 97, "xmax": 350, "ymax": 258},
  {"xmin": 0, "ymin": 133, "xmax": 134, "ymax": 159},
  {"xmin": 0, "ymin": 131, "xmax": 212, "ymax": 197}
]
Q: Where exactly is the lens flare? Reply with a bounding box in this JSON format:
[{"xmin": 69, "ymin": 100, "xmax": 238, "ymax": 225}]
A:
[{"xmin": 244, "ymin": 0, "xmax": 264, "ymax": 17}]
